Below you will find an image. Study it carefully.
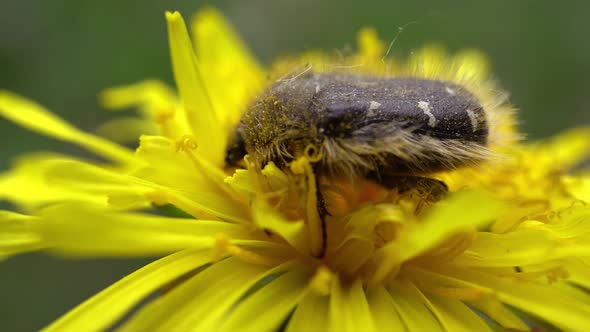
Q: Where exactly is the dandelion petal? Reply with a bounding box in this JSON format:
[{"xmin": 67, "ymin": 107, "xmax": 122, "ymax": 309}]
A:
[
  {"xmin": 38, "ymin": 204, "xmax": 250, "ymax": 257},
  {"xmin": 43, "ymin": 249, "xmax": 211, "ymax": 332},
  {"xmin": 426, "ymin": 296, "xmax": 494, "ymax": 331},
  {"xmin": 0, "ymin": 211, "xmax": 43, "ymax": 259},
  {"xmin": 118, "ymin": 257, "xmax": 279, "ymax": 331},
  {"xmin": 0, "ymin": 91, "xmax": 136, "ymax": 165},
  {"xmin": 100, "ymin": 80, "xmax": 176, "ymax": 112},
  {"xmin": 444, "ymin": 266, "xmax": 590, "ymax": 331},
  {"xmin": 366, "ymin": 286, "xmax": 405, "ymax": 332},
  {"xmin": 96, "ymin": 117, "xmax": 159, "ymax": 144},
  {"xmin": 286, "ymin": 293, "xmax": 330, "ymax": 332},
  {"xmin": 252, "ymin": 200, "xmax": 308, "ymax": 254},
  {"xmin": 329, "ymin": 278, "xmax": 376, "ymax": 332},
  {"xmin": 409, "ymin": 267, "xmax": 529, "ymax": 330},
  {"xmin": 100, "ymin": 80, "xmax": 192, "ymax": 140},
  {"xmin": 372, "ymin": 190, "xmax": 502, "ymax": 284},
  {"xmin": 456, "ymin": 206, "xmax": 590, "ymax": 267},
  {"xmin": 388, "ymin": 280, "xmax": 444, "ymax": 331},
  {"xmin": 166, "ymin": 11, "xmax": 225, "ymax": 166},
  {"xmin": 0, "ymin": 154, "xmax": 106, "ymax": 210},
  {"xmin": 218, "ymin": 269, "xmax": 310, "ymax": 332},
  {"xmin": 191, "ymin": 7, "xmax": 264, "ymax": 128},
  {"xmin": 394, "ymin": 280, "xmax": 480, "ymax": 331}
]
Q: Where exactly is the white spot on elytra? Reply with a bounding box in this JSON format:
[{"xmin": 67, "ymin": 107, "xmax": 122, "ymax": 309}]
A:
[
  {"xmin": 417, "ymin": 101, "xmax": 437, "ymax": 127},
  {"xmin": 369, "ymin": 101, "xmax": 381, "ymax": 111},
  {"xmin": 367, "ymin": 101, "xmax": 381, "ymax": 116},
  {"xmin": 466, "ymin": 109, "xmax": 478, "ymax": 132},
  {"xmin": 315, "ymin": 83, "xmax": 320, "ymax": 94},
  {"xmin": 445, "ymin": 87, "xmax": 456, "ymax": 95}
]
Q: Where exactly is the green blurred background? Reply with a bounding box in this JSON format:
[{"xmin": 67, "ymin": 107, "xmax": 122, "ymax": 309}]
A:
[{"xmin": 0, "ymin": 1, "xmax": 588, "ymax": 330}]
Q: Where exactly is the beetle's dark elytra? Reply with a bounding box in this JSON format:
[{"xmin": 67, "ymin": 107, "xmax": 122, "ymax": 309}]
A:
[
  {"xmin": 226, "ymin": 71, "xmax": 489, "ymax": 175},
  {"xmin": 317, "ymin": 77, "xmax": 487, "ymax": 142}
]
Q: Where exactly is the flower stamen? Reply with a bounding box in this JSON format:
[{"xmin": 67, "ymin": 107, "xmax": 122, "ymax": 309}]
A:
[
  {"xmin": 290, "ymin": 151, "xmax": 324, "ymax": 258},
  {"xmin": 154, "ymin": 107, "xmax": 175, "ymax": 137},
  {"xmin": 212, "ymin": 234, "xmax": 278, "ymax": 266},
  {"xmin": 175, "ymin": 134, "xmax": 244, "ymax": 202}
]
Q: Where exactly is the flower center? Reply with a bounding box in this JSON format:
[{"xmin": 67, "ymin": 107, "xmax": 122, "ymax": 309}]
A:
[{"xmin": 247, "ymin": 153, "xmax": 466, "ymax": 285}]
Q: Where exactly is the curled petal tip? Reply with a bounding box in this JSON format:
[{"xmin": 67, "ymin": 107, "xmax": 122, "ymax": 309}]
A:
[{"xmin": 165, "ymin": 11, "xmax": 182, "ymax": 21}]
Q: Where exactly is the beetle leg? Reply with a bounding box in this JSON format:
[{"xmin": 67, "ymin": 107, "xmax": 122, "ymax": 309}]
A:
[{"xmin": 314, "ymin": 168, "xmax": 329, "ymax": 258}]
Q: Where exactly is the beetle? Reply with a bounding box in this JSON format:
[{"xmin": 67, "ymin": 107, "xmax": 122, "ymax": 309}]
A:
[{"xmin": 225, "ymin": 70, "xmax": 492, "ymax": 257}]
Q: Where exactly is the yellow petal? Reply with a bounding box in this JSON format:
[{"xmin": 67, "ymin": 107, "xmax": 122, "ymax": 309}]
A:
[
  {"xmin": 286, "ymin": 293, "xmax": 330, "ymax": 332},
  {"xmin": 443, "ymin": 266, "xmax": 590, "ymax": 331},
  {"xmin": 328, "ymin": 236, "xmax": 373, "ymax": 276},
  {"xmin": 118, "ymin": 257, "xmax": 283, "ymax": 331},
  {"xmin": 96, "ymin": 117, "xmax": 159, "ymax": 143},
  {"xmin": 366, "ymin": 286, "xmax": 405, "ymax": 332},
  {"xmin": 38, "ymin": 204, "xmax": 251, "ymax": 257},
  {"xmin": 41, "ymin": 155, "xmax": 248, "ymax": 222},
  {"xmin": 543, "ymin": 205, "xmax": 590, "ymax": 238},
  {"xmin": 193, "ymin": 262, "xmax": 297, "ymax": 331},
  {"xmin": 100, "ymin": 80, "xmax": 177, "ymax": 112},
  {"xmin": 456, "ymin": 206, "xmax": 590, "ymax": 267},
  {"xmin": 46, "ymin": 159, "xmax": 146, "ymax": 194},
  {"xmin": 134, "ymin": 135, "xmax": 222, "ymax": 194},
  {"xmin": 396, "ymin": 280, "xmax": 472, "ymax": 331},
  {"xmin": 219, "ymin": 268, "xmax": 310, "ymax": 332},
  {"xmin": 469, "ymin": 299, "xmax": 528, "ymax": 331},
  {"xmin": 43, "ymin": 158, "xmax": 155, "ymax": 210},
  {"xmin": 0, "ymin": 153, "xmax": 107, "ymax": 211},
  {"xmin": 408, "ymin": 267, "xmax": 528, "ymax": 330},
  {"xmin": 0, "ymin": 91, "xmax": 137, "ymax": 165},
  {"xmin": 166, "ymin": 11, "xmax": 225, "ymax": 166},
  {"xmin": 99, "ymin": 80, "xmax": 192, "ymax": 139},
  {"xmin": 158, "ymin": 187, "xmax": 250, "ymax": 223},
  {"xmin": 261, "ymin": 161, "xmax": 290, "ymax": 190},
  {"xmin": 565, "ymin": 258, "xmax": 590, "ymax": 289},
  {"xmin": 387, "ymin": 280, "xmax": 444, "ymax": 331},
  {"xmin": 329, "ymin": 205, "xmax": 404, "ymax": 275},
  {"xmin": 224, "ymin": 168, "xmax": 256, "ymax": 195},
  {"xmin": 0, "ymin": 211, "xmax": 43, "ymax": 259},
  {"xmin": 42, "ymin": 249, "xmax": 211, "ymax": 332},
  {"xmin": 329, "ymin": 278, "xmax": 376, "ymax": 332},
  {"xmin": 562, "ymin": 175, "xmax": 590, "ymax": 202},
  {"xmin": 455, "ymin": 231, "xmax": 590, "ymax": 268},
  {"xmin": 191, "ymin": 7, "xmax": 264, "ymax": 128},
  {"xmin": 423, "ymin": 294, "xmax": 494, "ymax": 331},
  {"xmin": 252, "ymin": 199, "xmax": 308, "ymax": 254},
  {"xmin": 191, "ymin": 8, "xmax": 261, "ymax": 76},
  {"xmin": 554, "ymin": 282, "xmax": 590, "ymax": 303},
  {"xmin": 371, "ymin": 190, "xmax": 502, "ymax": 284},
  {"xmin": 529, "ymin": 127, "xmax": 590, "ymax": 172}
]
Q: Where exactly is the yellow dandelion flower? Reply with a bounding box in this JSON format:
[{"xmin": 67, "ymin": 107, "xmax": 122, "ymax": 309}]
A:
[{"xmin": 2, "ymin": 7, "xmax": 590, "ymax": 332}]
